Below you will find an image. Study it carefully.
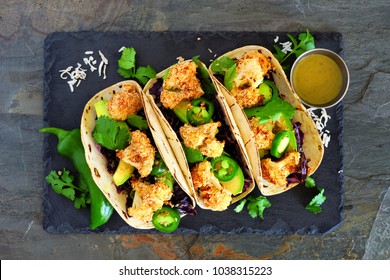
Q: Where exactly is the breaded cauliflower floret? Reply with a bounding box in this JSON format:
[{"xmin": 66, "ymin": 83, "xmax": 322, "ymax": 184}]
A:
[
  {"xmin": 261, "ymin": 151, "xmax": 300, "ymax": 187},
  {"xmin": 107, "ymin": 84, "xmax": 143, "ymax": 121},
  {"xmin": 231, "ymin": 51, "xmax": 275, "ymax": 108},
  {"xmin": 117, "ymin": 130, "xmax": 155, "ymax": 178},
  {"xmin": 191, "ymin": 161, "xmax": 232, "ymax": 211},
  {"xmin": 179, "ymin": 122, "xmax": 224, "ymax": 158},
  {"xmin": 249, "ymin": 117, "xmax": 275, "ymax": 150},
  {"xmin": 127, "ymin": 179, "xmax": 173, "ymax": 222},
  {"xmin": 161, "ymin": 61, "xmax": 204, "ymax": 109}
]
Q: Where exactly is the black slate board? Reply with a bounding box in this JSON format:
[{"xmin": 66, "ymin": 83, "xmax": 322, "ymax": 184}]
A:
[{"xmin": 42, "ymin": 31, "xmax": 344, "ymax": 234}]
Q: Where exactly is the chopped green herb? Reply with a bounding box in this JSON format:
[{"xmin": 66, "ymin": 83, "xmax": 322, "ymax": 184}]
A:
[
  {"xmin": 234, "ymin": 195, "xmax": 271, "ymax": 220},
  {"xmin": 306, "ymin": 188, "xmax": 326, "ymax": 214},
  {"xmin": 93, "ymin": 116, "xmax": 130, "ymax": 150},
  {"xmin": 304, "ymin": 176, "xmax": 326, "ymax": 214},
  {"xmin": 273, "ymin": 29, "xmax": 315, "ymax": 65},
  {"xmin": 46, "ymin": 169, "xmax": 90, "ymax": 209},
  {"xmin": 117, "ymin": 47, "xmax": 156, "ymax": 85},
  {"xmin": 126, "ymin": 115, "xmax": 149, "ymax": 130}
]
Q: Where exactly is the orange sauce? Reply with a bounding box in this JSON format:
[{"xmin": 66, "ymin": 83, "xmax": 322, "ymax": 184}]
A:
[{"xmin": 292, "ymin": 54, "xmax": 342, "ymax": 106}]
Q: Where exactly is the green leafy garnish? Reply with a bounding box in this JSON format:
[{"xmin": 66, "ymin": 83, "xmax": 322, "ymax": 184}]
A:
[
  {"xmin": 273, "ymin": 29, "xmax": 315, "ymax": 65},
  {"xmin": 46, "ymin": 169, "xmax": 90, "ymax": 209},
  {"xmin": 234, "ymin": 195, "xmax": 271, "ymax": 220},
  {"xmin": 134, "ymin": 65, "xmax": 157, "ymax": 85},
  {"xmin": 93, "ymin": 116, "xmax": 130, "ymax": 150},
  {"xmin": 192, "ymin": 55, "xmax": 217, "ymax": 97},
  {"xmin": 306, "ymin": 188, "xmax": 326, "ymax": 214},
  {"xmin": 304, "ymin": 176, "xmax": 327, "ymax": 214},
  {"xmin": 210, "ymin": 56, "xmax": 236, "ymax": 75},
  {"xmin": 244, "ymin": 97, "xmax": 296, "ymax": 123},
  {"xmin": 224, "ymin": 64, "xmax": 237, "ymax": 91},
  {"xmin": 126, "ymin": 115, "xmax": 149, "ymax": 130},
  {"xmin": 117, "ymin": 47, "xmax": 156, "ymax": 85}
]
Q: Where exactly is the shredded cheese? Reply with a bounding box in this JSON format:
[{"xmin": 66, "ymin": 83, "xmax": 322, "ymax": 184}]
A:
[
  {"xmin": 307, "ymin": 108, "xmax": 332, "ymax": 148},
  {"xmin": 59, "ymin": 50, "xmax": 109, "ymax": 92}
]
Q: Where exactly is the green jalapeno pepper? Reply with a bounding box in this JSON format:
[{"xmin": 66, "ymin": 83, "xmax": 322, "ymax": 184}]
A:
[
  {"xmin": 150, "ymin": 153, "xmax": 168, "ymax": 176},
  {"xmin": 187, "ymin": 98, "xmax": 214, "ymax": 126},
  {"xmin": 270, "ymin": 130, "xmax": 297, "ymax": 158},
  {"xmin": 40, "ymin": 127, "xmax": 113, "ymax": 229},
  {"xmin": 152, "ymin": 206, "xmax": 181, "ymax": 233},
  {"xmin": 210, "ymin": 155, "xmax": 239, "ymax": 182}
]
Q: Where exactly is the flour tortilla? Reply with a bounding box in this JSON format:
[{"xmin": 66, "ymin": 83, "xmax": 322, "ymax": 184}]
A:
[
  {"xmin": 209, "ymin": 46, "xmax": 324, "ymax": 196},
  {"xmin": 80, "ymin": 80, "xmax": 194, "ymax": 229},
  {"xmin": 143, "ymin": 60, "xmax": 255, "ymax": 210}
]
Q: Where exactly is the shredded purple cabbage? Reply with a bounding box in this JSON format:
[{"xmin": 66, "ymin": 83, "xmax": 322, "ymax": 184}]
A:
[
  {"xmin": 171, "ymin": 184, "xmax": 197, "ymax": 216},
  {"xmin": 286, "ymin": 122, "xmax": 308, "ymax": 184}
]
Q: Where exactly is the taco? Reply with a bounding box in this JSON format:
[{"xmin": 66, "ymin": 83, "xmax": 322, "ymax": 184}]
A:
[
  {"xmin": 143, "ymin": 57, "xmax": 255, "ymax": 211},
  {"xmin": 209, "ymin": 46, "xmax": 324, "ymax": 196},
  {"xmin": 80, "ymin": 80, "xmax": 196, "ymax": 232}
]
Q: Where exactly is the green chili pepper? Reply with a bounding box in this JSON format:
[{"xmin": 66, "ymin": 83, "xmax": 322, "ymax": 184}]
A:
[
  {"xmin": 187, "ymin": 98, "xmax": 214, "ymax": 126},
  {"xmin": 270, "ymin": 130, "xmax": 296, "ymax": 158},
  {"xmin": 40, "ymin": 127, "xmax": 113, "ymax": 229},
  {"xmin": 210, "ymin": 155, "xmax": 239, "ymax": 182},
  {"xmin": 152, "ymin": 206, "xmax": 181, "ymax": 233}
]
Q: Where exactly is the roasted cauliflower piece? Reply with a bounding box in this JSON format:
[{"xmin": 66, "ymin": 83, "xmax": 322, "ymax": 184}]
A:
[
  {"xmin": 107, "ymin": 84, "xmax": 143, "ymax": 121},
  {"xmin": 127, "ymin": 178, "xmax": 173, "ymax": 222},
  {"xmin": 261, "ymin": 151, "xmax": 300, "ymax": 187},
  {"xmin": 179, "ymin": 122, "xmax": 225, "ymax": 158},
  {"xmin": 249, "ymin": 117, "xmax": 275, "ymax": 150},
  {"xmin": 231, "ymin": 51, "xmax": 275, "ymax": 108},
  {"xmin": 161, "ymin": 61, "xmax": 204, "ymax": 109},
  {"xmin": 117, "ymin": 130, "xmax": 155, "ymax": 178},
  {"xmin": 191, "ymin": 160, "xmax": 232, "ymax": 211}
]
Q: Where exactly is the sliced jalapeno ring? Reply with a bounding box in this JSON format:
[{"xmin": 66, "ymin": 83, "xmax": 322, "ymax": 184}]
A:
[
  {"xmin": 187, "ymin": 98, "xmax": 214, "ymax": 126},
  {"xmin": 150, "ymin": 153, "xmax": 167, "ymax": 176},
  {"xmin": 270, "ymin": 130, "xmax": 295, "ymax": 158},
  {"xmin": 152, "ymin": 206, "xmax": 181, "ymax": 233},
  {"xmin": 211, "ymin": 155, "xmax": 239, "ymax": 182}
]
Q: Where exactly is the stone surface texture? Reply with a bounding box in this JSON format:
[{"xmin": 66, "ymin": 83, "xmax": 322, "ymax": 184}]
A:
[{"xmin": 0, "ymin": 0, "xmax": 389, "ymax": 259}]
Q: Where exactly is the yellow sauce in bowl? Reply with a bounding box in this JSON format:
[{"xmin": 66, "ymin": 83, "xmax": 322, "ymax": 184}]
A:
[{"xmin": 292, "ymin": 54, "xmax": 343, "ymax": 106}]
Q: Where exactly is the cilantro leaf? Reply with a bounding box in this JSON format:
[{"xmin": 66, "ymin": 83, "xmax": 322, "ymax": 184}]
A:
[
  {"xmin": 210, "ymin": 56, "xmax": 236, "ymax": 75},
  {"xmin": 234, "ymin": 195, "xmax": 271, "ymax": 220},
  {"xmin": 117, "ymin": 68, "xmax": 133, "ymax": 79},
  {"xmin": 134, "ymin": 65, "xmax": 157, "ymax": 85},
  {"xmin": 234, "ymin": 199, "xmax": 247, "ymax": 213},
  {"xmin": 273, "ymin": 29, "xmax": 316, "ymax": 65},
  {"xmin": 93, "ymin": 116, "xmax": 130, "ymax": 150},
  {"xmin": 118, "ymin": 47, "xmax": 136, "ymax": 70},
  {"xmin": 304, "ymin": 176, "xmax": 326, "ymax": 214},
  {"xmin": 126, "ymin": 115, "xmax": 149, "ymax": 130},
  {"xmin": 306, "ymin": 188, "xmax": 326, "ymax": 214},
  {"xmin": 117, "ymin": 47, "xmax": 157, "ymax": 85},
  {"xmin": 244, "ymin": 97, "xmax": 296, "ymax": 123},
  {"xmin": 45, "ymin": 169, "xmax": 89, "ymax": 209},
  {"xmin": 224, "ymin": 64, "xmax": 237, "ymax": 91}
]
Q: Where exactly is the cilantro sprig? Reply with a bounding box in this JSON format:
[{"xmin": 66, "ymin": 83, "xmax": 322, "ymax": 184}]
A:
[
  {"xmin": 46, "ymin": 169, "xmax": 90, "ymax": 209},
  {"xmin": 304, "ymin": 176, "xmax": 326, "ymax": 214},
  {"xmin": 117, "ymin": 47, "xmax": 157, "ymax": 85},
  {"xmin": 93, "ymin": 116, "xmax": 130, "ymax": 150},
  {"xmin": 273, "ymin": 29, "xmax": 315, "ymax": 65},
  {"xmin": 234, "ymin": 195, "xmax": 271, "ymax": 220}
]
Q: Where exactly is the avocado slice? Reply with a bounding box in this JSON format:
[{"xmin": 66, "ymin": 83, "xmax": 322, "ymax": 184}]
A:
[
  {"xmin": 220, "ymin": 166, "xmax": 245, "ymax": 196},
  {"xmin": 94, "ymin": 99, "xmax": 110, "ymax": 117},
  {"xmin": 172, "ymin": 100, "xmax": 190, "ymax": 124},
  {"xmin": 258, "ymin": 82, "xmax": 272, "ymax": 104},
  {"xmin": 113, "ymin": 160, "xmax": 134, "ymax": 186}
]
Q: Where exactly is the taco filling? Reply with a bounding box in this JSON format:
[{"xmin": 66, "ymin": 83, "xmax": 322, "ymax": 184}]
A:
[
  {"xmin": 211, "ymin": 50, "xmax": 307, "ymax": 188},
  {"xmin": 92, "ymin": 83, "xmax": 195, "ymax": 226},
  {"xmin": 148, "ymin": 58, "xmax": 253, "ymax": 210}
]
